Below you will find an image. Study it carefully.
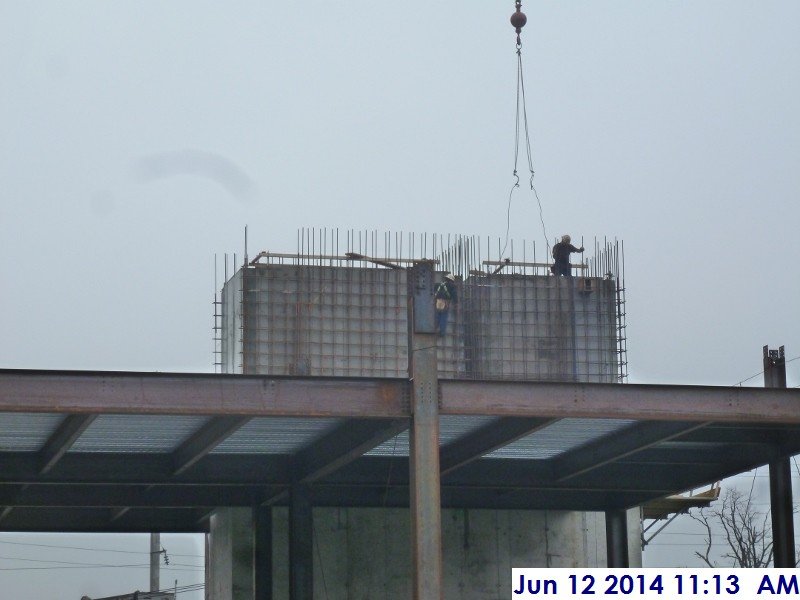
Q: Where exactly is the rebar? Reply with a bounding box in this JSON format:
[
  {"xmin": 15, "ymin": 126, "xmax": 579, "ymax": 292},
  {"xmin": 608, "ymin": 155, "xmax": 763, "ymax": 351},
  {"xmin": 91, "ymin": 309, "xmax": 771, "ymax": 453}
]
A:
[{"xmin": 216, "ymin": 228, "xmax": 628, "ymax": 383}]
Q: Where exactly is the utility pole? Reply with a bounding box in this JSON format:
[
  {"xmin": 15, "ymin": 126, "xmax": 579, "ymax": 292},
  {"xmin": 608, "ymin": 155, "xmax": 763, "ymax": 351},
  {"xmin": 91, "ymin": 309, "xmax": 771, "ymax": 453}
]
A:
[{"xmin": 150, "ymin": 532, "xmax": 160, "ymax": 592}]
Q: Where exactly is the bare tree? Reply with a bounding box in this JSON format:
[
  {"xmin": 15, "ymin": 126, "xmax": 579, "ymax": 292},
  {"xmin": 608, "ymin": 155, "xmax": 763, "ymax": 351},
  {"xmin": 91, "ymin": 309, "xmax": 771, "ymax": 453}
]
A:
[{"xmin": 689, "ymin": 488, "xmax": 773, "ymax": 568}]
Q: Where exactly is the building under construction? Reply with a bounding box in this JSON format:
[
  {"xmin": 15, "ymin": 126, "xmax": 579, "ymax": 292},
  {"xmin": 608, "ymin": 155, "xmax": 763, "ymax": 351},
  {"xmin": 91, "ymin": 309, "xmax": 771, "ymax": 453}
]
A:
[
  {"xmin": 1, "ymin": 229, "xmax": 797, "ymax": 600},
  {"xmin": 212, "ymin": 229, "xmax": 634, "ymax": 596}
]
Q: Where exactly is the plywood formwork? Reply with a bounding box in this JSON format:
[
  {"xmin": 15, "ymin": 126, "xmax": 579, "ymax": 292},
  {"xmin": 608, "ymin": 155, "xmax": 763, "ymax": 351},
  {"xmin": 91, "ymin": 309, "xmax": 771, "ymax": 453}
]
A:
[
  {"xmin": 221, "ymin": 260, "xmax": 623, "ymax": 383},
  {"xmin": 462, "ymin": 274, "xmax": 618, "ymax": 382},
  {"xmin": 217, "ymin": 230, "xmax": 627, "ymax": 383}
]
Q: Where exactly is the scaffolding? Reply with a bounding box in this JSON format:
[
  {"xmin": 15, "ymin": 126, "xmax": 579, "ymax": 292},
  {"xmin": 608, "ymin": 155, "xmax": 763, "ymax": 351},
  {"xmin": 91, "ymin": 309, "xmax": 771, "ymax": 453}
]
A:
[{"xmin": 213, "ymin": 229, "xmax": 627, "ymax": 383}]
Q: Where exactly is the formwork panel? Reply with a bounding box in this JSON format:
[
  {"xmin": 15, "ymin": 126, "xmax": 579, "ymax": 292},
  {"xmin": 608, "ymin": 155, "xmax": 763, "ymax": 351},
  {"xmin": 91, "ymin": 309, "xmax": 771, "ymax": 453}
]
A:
[{"xmin": 219, "ymin": 236, "xmax": 625, "ymax": 383}]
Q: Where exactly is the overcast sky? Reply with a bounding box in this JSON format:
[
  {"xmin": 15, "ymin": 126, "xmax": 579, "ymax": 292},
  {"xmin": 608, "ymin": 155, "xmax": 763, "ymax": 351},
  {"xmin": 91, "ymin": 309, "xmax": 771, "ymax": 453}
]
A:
[{"xmin": 1, "ymin": 1, "xmax": 798, "ymax": 597}]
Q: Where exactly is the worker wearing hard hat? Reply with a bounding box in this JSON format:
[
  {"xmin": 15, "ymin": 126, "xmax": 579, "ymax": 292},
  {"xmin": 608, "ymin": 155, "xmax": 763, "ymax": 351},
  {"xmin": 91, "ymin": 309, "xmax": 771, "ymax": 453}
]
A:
[
  {"xmin": 434, "ymin": 273, "xmax": 458, "ymax": 336},
  {"xmin": 551, "ymin": 235, "xmax": 584, "ymax": 276}
]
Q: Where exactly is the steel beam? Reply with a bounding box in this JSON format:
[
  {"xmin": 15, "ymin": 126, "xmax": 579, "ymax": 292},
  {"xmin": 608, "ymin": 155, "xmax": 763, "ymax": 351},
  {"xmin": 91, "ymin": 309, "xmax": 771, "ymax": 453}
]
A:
[
  {"xmin": 3, "ymin": 369, "xmax": 800, "ymax": 423},
  {"xmin": 0, "ymin": 484, "xmax": 283, "ymax": 507},
  {"xmin": 553, "ymin": 421, "xmax": 708, "ymax": 481},
  {"xmin": 676, "ymin": 426, "xmax": 794, "ymax": 445},
  {"xmin": 0, "ymin": 505, "xmax": 13, "ymax": 523},
  {"xmin": 0, "ymin": 507, "xmax": 207, "ymax": 533},
  {"xmin": 0, "ymin": 453, "xmax": 291, "ymax": 484},
  {"xmin": 172, "ymin": 416, "xmax": 251, "ymax": 475},
  {"xmin": 3, "ymin": 446, "xmax": 798, "ymax": 500},
  {"xmin": 620, "ymin": 444, "xmax": 781, "ymax": 466},
  {"xmin": 0, "ymin": 369, "xmax": 408, "ymax": 417},
  {"xmin": 310, "ymin": 484, "xmax": 661, "ymax": 511},
  {"xmin": 39, "ymin": 414, "xmax": 97, "ymax": 474},
  {"xmin": 440, "ymin": 417, "xmax": 556, "ymax": 475},
  {"xmin": 439, "ymin": 380, "xmax": 800, "ymax": 423},
  {"xmin": 293, "ymin": 418, "xmax": 409, "ymax": 483}
]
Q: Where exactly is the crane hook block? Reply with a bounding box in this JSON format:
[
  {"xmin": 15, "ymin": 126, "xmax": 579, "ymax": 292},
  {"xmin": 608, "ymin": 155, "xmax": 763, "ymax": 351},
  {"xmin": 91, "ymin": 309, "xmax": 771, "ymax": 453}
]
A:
[{"xmin": 510, "ymin": 1, "xmax": 527, "ymax": 35}]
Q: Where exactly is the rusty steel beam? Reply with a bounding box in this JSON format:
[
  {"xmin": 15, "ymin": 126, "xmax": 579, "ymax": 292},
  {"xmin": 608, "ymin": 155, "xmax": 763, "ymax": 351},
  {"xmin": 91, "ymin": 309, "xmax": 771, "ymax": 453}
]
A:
[
  {"xmin": 0, "ymin": 369, "xmax": 408, "ymax": 418},
  {"xmin": 4, "ymin": 369, "xmax": 800, "ymax": 424},
  {"xmin": 439, "ymin": 380, "xmax": 800, "ymax": 423}
]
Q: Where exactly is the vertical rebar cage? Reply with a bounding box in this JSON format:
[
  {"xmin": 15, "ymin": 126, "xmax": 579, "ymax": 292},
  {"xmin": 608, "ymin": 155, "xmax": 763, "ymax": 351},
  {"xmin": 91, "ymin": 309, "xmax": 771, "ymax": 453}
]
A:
[{"xmin": 214, "ymin": 229, "xmax": 627, "ymax": 383}]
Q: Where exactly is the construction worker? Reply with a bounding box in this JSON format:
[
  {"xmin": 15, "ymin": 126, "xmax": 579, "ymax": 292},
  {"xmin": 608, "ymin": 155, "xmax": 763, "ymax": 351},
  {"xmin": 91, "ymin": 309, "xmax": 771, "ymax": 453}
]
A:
[
  {"xmin": 551, "ymin": 235, "xmax": 584, "ymax": 276},
  {"xmin": 434, "ymin": 273, "xmax": 458, "ymax": 336}
]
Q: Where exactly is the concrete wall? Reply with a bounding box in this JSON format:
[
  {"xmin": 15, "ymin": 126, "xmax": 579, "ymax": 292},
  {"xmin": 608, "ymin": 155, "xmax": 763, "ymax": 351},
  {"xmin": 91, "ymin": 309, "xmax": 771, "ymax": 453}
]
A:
[
  {"xmin": 221, "ymin": 265, "xmax": 619, "ymax": 382},
  {"xmin": 265, "ymin": 507, "xmax": 640, "ymax": 599},
  {"xmin": 220, "ymin": 271, "xmax": 243, "ymax": 375},
  {"xmin": 206, "ymin": 508, "xmax": 254, "ymax": 600},
  {"xmin": 236, "ymin": 265, "xmax": 409, "ymax": 377},
  {"xmin": 462, "ymin": 275, "xmax": 618, "ymax": 382}
]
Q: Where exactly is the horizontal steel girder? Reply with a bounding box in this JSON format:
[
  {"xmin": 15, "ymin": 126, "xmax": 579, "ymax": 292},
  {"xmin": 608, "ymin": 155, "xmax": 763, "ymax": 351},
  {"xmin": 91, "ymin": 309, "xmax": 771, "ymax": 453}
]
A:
[
  {"xmin": 2, "ymin": 369, "xmax": 800, "ymax": 423},
  {"xmin": 438, "ymin": 380, "xmax": 800, "ymax": 423}
]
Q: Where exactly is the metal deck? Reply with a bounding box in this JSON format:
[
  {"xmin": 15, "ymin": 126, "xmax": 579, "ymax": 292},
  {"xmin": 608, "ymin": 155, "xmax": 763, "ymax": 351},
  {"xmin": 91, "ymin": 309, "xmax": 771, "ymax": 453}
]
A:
[{"xmin": 0, "ymin": 369, "xmax": 798, "ymax": 533}]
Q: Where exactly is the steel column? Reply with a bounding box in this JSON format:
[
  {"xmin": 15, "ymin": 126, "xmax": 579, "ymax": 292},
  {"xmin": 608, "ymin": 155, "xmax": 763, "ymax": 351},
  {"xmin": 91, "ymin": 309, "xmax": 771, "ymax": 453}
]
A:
[
  {"xmin": 764, "ymin": 345, "xmax": 795, "ymax": 567},
  {"xmin": 289, "ymin": 484, "xmax": 313, "ymax": 600},
  {"xmin": 255, "ymin": 505, "xmax": 273, "ymax": 600},
  {"xmin": 605, "ymin": 509, "xmax": 629, "ymax": 567},
  {"xmin": 764, "ymin": 345, "xmax": 787, "ymax": 389},
  {"xmin": 408, "ymin": 262, "xmax": 443, "ymax": 600},
  {"xmin": 769, "ymin": 458, "xmax": 796, "ymax": 567}
]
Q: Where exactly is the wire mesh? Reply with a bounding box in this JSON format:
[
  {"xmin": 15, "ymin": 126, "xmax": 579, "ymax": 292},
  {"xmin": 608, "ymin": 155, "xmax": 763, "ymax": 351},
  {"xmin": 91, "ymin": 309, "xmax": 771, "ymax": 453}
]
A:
[{"xmin": 215, "ymin": 228, "xmax": 627, "ymax": 382}]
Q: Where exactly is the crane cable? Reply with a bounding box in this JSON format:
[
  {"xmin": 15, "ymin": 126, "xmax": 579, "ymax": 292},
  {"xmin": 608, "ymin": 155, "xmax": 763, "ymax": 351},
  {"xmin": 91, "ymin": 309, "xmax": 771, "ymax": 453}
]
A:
[{"xmin": 503, "ymin": 0, "xmax": 550, "ymax": 259}]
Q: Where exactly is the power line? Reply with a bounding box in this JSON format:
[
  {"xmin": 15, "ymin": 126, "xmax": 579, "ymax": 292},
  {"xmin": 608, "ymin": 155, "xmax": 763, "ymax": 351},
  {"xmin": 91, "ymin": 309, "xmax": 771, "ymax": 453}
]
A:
[
  {"xmin": 0, "ymin": 563, "xmax": 202, "ymax": 572},
  {"xmin": 0, "ymin": 554, "xmax": 202, "ymax": 572},
  {"xmin": 0, "ymin": 539, "xmax": 203, "ymax": 557},
  {"xmin": 732, "ymin": 354, "xmax": 800, "ymax": 386},
  {"xmin": 160, "ymin": 582, "xmax": 205, "ymax": 594}
]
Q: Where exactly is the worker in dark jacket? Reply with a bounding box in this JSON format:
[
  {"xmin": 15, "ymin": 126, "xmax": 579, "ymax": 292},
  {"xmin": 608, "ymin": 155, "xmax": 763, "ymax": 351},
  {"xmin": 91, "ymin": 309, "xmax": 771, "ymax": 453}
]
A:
[
  {"xmin": 434, "ymin": 273, "xmax": 458, "ymax": 336},
  {"xmin": 551, "ymin": 235, "xmax": 584, "ymax": 276}
]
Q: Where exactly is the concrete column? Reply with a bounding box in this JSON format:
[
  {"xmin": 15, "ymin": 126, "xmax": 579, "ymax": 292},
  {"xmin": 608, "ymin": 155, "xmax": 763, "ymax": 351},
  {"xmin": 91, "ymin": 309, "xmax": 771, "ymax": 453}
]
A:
[
  {"xmin": 206, "ymin": 507, "xmax": 255, "ymax": 600},
  {"xmin": 605, "ymin": 509, "xmax": 629, "ymax": 567},
  {"xmin": 408, "ymin": 262, "xmax": 443, "ymax": 600},
  {"xmin": 255, "ymin": 506, "xmax": 273, "ymax": 600},
  {"xmin": 289, "ymin": 484, "xmax": 313, "ymax": 600},
  {"xmin": 764, "ymin": 345, "xmax": 795, "ymax": 567}
]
